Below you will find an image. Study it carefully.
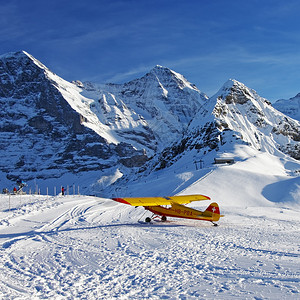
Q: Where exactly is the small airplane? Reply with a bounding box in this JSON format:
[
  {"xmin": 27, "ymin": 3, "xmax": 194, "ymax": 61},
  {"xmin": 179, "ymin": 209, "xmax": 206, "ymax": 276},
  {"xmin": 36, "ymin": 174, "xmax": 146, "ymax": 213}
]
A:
[{"xmin": 112, "ymin": 194, "xmax": 224, "ymax": 226}]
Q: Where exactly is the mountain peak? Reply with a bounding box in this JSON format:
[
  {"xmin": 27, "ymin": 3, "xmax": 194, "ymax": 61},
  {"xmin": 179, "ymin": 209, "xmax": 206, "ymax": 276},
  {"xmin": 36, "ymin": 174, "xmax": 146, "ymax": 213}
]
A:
[
  {"xmin": 153, "ymin": 64, "xmax": 169, "ymax": 70},
  {"xmin": 0, "ymin": 50, "xmax": 49, "ymax": 73},
  {"xmin": 220, "ymin": 79, "xmax": 247, "ymax": 92},
  {"xmin": 149, "ymin": 65, "xmax": 173, "ymax": 77},
  {"xmin": 147, "ymin": 65, "xmax": 203, "ymax": 94},
  {"xmin": 212, "ymin": 78, "xmax": 261, "ymax": 106},
  {"xmin": 0, "ymin": 50, "xmax": 27, "ymax": 60},
  {"xmin": 0, "ymin": 50, "xmax": 39, "ymax": 61}
]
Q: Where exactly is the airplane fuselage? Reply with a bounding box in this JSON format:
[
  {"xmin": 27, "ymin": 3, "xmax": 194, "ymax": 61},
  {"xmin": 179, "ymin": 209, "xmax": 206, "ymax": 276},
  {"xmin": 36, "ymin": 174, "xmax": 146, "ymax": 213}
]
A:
[{"xmin": 145, "ymin": 202, "xmax": 221, "ymax": 222}]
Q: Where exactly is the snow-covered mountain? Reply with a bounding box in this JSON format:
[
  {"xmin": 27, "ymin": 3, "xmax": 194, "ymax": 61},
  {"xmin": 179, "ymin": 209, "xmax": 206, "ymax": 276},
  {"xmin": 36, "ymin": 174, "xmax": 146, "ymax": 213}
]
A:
[
  {"xmin": 0, "ymin": 50, "xmax": 300, "ymax": 196},
  {"xmin": 0, "ymin": 51, "xmax": 207, "ymax": 192},
  {"xmin": 106, "ymin": 78, "xmax": 300, "ymax": 198},
  {"xmin": 274, "ymin": 92, "xmax": 300, "ymax": 122},
  {"xmin": 193, "ymin": 79, "xmax": 300, "ymax": 158},
  {"xmin": 0, "ymin": 51, "xmax": 146, "ymax": 187},
  {"xmin": 143, "ymin": 79, "xmax": 300, "ymax": 171},
  {"xmin": 74, "ymin": 65, "xmax": 208, "ymax": 152}
]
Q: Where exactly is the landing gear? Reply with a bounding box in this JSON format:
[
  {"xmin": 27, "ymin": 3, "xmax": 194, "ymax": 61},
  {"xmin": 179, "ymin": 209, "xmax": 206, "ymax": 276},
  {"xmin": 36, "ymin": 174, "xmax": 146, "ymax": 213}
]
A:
[
  {"xmin": 145, "ymin": 215, "xmax": 167, "ymax": 223},
  {"xmin": 212, "ymin": 222, "xmax": 218, "ymax": 227}
]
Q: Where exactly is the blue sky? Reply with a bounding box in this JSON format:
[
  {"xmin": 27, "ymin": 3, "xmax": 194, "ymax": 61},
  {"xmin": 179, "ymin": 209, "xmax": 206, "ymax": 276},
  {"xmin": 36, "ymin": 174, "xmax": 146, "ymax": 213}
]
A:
[{"xmin": 1, "ymin": 0, "xmax": 300, "ymax": 101}]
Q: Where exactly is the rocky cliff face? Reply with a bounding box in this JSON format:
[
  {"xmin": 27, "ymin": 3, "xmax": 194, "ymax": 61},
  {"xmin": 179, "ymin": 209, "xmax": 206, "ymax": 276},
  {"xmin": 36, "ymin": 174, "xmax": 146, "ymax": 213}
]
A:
[
  {"xmin": 75, "ymin": 65, "xmax": 208, "ymax": 153},
  {"xmin": 0, "ymin": 51, "xmax": 146, "ymax": 184},
  {"xmin": 148, "ymin": 79, "xmax": 300, "ymax": 171},
  {"xmin": 0, "ymin": 52, "xmax": 207, "ymax": 189}
]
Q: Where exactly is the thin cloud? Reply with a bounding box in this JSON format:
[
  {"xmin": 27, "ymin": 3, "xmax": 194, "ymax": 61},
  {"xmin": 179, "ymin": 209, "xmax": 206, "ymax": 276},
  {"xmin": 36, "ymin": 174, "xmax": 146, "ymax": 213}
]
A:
[{"xmin": 102, "ymin": 65, "xmax": 154, "ymax": 83}]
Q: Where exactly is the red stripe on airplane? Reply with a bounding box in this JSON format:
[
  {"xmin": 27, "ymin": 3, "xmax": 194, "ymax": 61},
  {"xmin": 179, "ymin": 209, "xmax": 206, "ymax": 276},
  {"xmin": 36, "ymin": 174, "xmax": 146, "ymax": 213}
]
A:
[{"xmin": 112, "ymin": 198, "xmax": 131, "ymax": 205}]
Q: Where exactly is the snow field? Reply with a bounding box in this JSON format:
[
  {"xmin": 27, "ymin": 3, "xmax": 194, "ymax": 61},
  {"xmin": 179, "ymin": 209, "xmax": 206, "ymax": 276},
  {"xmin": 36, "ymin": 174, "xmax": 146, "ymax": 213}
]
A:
[{"xmin": 0, "ymin": 194, "xmax": 299, "ymax": 299}]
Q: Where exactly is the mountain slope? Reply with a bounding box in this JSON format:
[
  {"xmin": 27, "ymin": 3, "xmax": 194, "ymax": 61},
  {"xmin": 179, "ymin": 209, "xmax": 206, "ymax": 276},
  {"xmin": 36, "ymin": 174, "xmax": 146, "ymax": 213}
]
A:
[
  {"xmin": 106, "ymin": 79, "xmax": 300, "ymax": 198},
  {"xmin": 0, "ymin": 51, "xmax": 208, "ymax": 191},
  {"xmin": 1, "ymin": 50, "xmax": 300, "ymax": 198},
  {"xmin": 152, "ymin": 79, "xmax": 300, "ymax": 171},
  {"xmin": 0, "ymin": 51, "xmax": 146, "ymax": 187},
  {"xmin": 75, "ymin": 65, "xmax": 208, "ymax": 152}
]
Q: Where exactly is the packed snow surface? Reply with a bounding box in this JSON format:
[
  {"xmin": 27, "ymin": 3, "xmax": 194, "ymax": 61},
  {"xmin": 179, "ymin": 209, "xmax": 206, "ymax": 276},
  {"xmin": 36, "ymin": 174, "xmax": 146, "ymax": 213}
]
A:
[{"xmin": 0, "ymin": 191, "xmax": 299, "ymax": 299}]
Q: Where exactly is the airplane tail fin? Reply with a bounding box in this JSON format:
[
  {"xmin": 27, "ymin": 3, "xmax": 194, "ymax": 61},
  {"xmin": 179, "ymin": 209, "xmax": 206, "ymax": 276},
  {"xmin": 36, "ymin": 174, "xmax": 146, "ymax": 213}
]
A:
[{"xmin": 203, "ymin": 202, "xmax": 223, "ymax": 221}]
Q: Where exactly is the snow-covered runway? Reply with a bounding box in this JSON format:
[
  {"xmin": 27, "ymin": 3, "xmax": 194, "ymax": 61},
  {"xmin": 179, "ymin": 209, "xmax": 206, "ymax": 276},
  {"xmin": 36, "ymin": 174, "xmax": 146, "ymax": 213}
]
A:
[{"xmin": 0, "ymin": 195, "xmax": 299, "ymax": 299}]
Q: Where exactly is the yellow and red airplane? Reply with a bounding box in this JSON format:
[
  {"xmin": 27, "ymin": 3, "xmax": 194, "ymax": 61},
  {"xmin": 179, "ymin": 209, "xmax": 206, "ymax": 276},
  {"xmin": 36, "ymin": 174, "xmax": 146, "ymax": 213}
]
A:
[{"xmin": 112, "ymin": 194, "xmax": 224, "ymax": 226}]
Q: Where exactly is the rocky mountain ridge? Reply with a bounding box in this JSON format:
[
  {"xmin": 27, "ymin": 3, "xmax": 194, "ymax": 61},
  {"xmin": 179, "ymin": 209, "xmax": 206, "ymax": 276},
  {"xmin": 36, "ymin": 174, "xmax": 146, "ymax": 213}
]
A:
[
  {"xmin": 136, "ymin": 79, "xmax": 300, "ymax": 174},
  {"xmin": 0, "ymin": 51, "xmax": 146, "ymax": 186},
  {"xmin": 73, "ymin": 65, "xmax": 208, "ymax": 153},
  {"xmin": 0, "ymin": 51, "xmax": 207, "ymax": 191},
  {"xmin": 0, "ymin": 51, "xmax": 299, "ymax": 194}
]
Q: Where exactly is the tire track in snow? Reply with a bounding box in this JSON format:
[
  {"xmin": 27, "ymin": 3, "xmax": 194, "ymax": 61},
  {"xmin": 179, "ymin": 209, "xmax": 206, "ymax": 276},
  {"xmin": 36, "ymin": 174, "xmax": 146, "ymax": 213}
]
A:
[{"xmin": 0, "ymin": 196, "xmax": 299, "ymax": 299}]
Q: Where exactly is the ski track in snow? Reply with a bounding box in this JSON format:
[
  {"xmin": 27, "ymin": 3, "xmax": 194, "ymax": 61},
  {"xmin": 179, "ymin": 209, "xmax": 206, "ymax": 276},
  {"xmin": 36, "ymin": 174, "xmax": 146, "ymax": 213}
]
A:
[{"xmin": 0, "ymin": 195, "xmax": 299, "ymax": 299}]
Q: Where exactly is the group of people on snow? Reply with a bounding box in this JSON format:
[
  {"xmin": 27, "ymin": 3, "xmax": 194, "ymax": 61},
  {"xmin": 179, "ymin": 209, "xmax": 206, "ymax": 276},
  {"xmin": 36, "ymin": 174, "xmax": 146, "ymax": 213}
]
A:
[
  {"xmin": 2, "ymin": 180, "xmax": 27, "ymax": 195},
  {"xmin": 2, "ymin": 181, "xmax": 67, "ymax": 196}
]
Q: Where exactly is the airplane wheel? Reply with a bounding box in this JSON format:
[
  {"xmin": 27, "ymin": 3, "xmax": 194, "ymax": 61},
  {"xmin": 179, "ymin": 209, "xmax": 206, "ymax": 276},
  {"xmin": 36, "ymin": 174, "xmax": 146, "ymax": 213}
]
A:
[
  {"xmin": 161, "ymin": 216, "xmax": 167, "ymax": 222},
  {"xmin": 145, "ymin": 217, "xmax": 151, "ymax": 223}
]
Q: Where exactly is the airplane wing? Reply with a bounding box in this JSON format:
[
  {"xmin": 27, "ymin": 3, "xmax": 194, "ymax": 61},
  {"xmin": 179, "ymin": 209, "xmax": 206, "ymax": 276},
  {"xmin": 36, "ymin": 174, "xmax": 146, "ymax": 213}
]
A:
[{"xmin": 112, "ymin": 194, "xmax": 210, "ymax": 206}]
